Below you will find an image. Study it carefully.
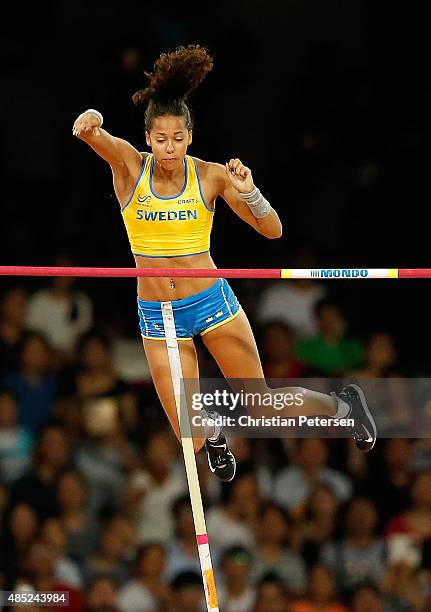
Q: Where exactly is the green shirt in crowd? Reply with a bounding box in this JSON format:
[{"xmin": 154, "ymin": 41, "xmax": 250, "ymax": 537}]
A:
[{"xmin": 296, "ymin": 334, "xmax": 364, "ymax": 374}]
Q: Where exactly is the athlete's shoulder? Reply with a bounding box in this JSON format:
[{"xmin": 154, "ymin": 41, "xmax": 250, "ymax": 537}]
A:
[
  {"xmin": 139, "ymin": 151, "xmax": 151, "ymax": 165},
  {"xmin": 190, "ymin": 156, "xmax": 226, "ymax": 188}
]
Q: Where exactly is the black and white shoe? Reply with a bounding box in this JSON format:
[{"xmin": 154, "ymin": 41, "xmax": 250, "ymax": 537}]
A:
[
  {"xmin": 333, "ymin": 383, "xmax": 377, "ymax": 452},
  {"xmin": 204, "ymin": 413, "xmax": 236, "ymax": 482}
]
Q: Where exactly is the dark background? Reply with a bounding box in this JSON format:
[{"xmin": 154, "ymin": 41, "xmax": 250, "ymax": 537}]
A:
[{"xmin": 0, "ymin": 1, "xmax": 429, "ymax": 362}]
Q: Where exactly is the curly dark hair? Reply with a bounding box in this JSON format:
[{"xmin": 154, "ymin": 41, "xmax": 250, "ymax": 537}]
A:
[{"xmin": 132, "ymin": 44, "xmax": 213, "ymax": 131}]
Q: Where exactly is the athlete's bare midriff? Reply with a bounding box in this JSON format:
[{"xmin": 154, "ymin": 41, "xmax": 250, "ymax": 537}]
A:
[{"xmin": 134, "ymin": 251, "xmax": 219, "ymax": 301}]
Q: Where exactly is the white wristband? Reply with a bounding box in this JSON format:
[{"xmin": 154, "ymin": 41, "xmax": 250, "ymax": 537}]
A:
[
  {"xmin": 238, "ymin": 185, "xmax": 271, "ymax": 218},
  {"xmin": 82, "ymin": 108, "xmax": 103, "ymax": 127}
]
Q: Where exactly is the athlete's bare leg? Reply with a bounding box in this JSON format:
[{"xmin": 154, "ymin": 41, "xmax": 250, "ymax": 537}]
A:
[
  {"xmin": 142, "ymin": 337, "xmax": 205, "ymax": 453},
  {"xmin": 202, "ymin": 309, "xmax": 338, "ymax": 417}
]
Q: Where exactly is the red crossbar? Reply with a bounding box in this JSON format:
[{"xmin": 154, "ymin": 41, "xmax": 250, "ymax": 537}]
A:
[
  {"xmin": 0, "ymin": 266, "xmax": 281, "ymax": 278},
  {"xmin": 0, "ymin": 267, "xmax": 431, "ymax": 279},
  {"xmin": 398, "ymin": 269, "xmax": 431, "ymax": 278}
]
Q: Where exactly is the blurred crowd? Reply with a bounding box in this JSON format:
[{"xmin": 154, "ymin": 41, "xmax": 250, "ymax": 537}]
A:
[{"xmin": 0, "ymin": 267, "xmax": 430, "ymax": 612}]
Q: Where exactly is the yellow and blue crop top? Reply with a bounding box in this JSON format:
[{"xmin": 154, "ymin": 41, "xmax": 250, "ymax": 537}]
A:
[{"xmin": 121, "ymin": 154, "xmax": 215, "ymax": 258}]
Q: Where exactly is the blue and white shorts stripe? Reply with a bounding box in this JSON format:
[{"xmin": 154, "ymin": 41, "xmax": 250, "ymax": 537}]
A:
[{"xmin": 137, "ymin": 278, "xmax": 241, "ymax": 340}]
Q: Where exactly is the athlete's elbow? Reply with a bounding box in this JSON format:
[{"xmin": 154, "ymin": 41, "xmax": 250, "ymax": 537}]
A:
[
  {"xmin": 256, "ymin": 213, "xmax": 283, "ymax": 239},
  {"xmin": 265, "ymin": 224, "xmax": 283, "ymax": 239}
]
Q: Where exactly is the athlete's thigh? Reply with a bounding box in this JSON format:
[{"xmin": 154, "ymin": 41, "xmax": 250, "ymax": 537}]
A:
[
  {"xmin": 201, "ymin": 308, "xmax": 265, "ymax": 379},
  {"xmin": 142, "ymin": 337, "xmax": 200, "ymax": 439}
]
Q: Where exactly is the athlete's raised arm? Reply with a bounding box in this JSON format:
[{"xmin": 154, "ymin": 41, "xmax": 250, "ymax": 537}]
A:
[
  {"xmin": 212, "ymin": 158, "xmax": 282, "ymax": 239},
  {"xmin": 72, "ymin": 109, "xmax": 142, "ymax": 172}
]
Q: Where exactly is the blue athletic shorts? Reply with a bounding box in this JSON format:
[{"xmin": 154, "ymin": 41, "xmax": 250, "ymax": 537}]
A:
[{"xmin": 137, "ymin": 278, "xmax": 241, "ymax": 340}]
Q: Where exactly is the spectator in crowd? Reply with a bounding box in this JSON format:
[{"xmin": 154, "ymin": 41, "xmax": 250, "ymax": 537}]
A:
[
  {"xmin": 56, "ymin": 470, "xmax": 99, "ymax": 563},
  {"xmin": 62, "ymin": 329, "xmax": 137, "ymax": 425},
  {"xmin": 349, "ymin": 583, "xmax": 384, "ymax": 612},
  {"xmin": 343, "ymin": 438, "xmax": 370, "ymax": 486},
  {"xmin": 260, "ymin": 321, "xmax": 304, "ymax": 379},
  {"xmin": 385, "ymin": 470, "xmax": 431, "ymax": 550},
  {"xmin": 256, "ymin": 251, "xmax": 327, "ymax": 338},
  {"xmin": 368, "ymin": 439, "xmax": 414, "ymax": 528},
  {"xmin": 0, "ymin": 389, "xmax": 33, "ymax": 483},
  {"xmin": 228, "ymin": 471, "xmax": 262, "ymax": 538},
  {"xmin": 382, "ymin": 561, "xmax": 431, "ymax": 611},
  {"xmin": 83, "ymin": 521, "xmax": 129, "ymax": 585},
  {"xmin": 26, "ymin": 254, "xmax": 93, "ymax": 361},
  {"xmin": 166, "ymin": 495, "xmax": 210, "ymax": 580},
  {"xmin": 296, "ymin": 299, "xmax": 363, "ymax": 375},
  {"xmin": 106, "ymin": 514, "xmax": 138, "ymax": 564},
  {"xmin": 252, "ymin": 502, "xmax": 307, "ymax": 595},
  {"xmin": 290, "ymin": 564, "xmax": 347, "ymax": 611},
  {"xmin": 24, "ymin": 540, "xmax": 83, "ymax": 610},
  {"xmin": 252, "ymin": 575, "xmax": 290, "ymax": 612},
  {"xmin": 53, "ymin": 392, "xmax": 84, "ymax": 449},
  {"xmin": 198, "ymin": 437, "xmax": 268, "ymax": 513},
  {"xmin": 74, "ymin": 392, "xmax": 138, "ymax": 515},
  {"xmin": 0, "ymin": 502, "xmax": 38, "ymax": 588},
  {"xmin": 274, "ymin": 438, "xmax": 352, "ymax": 516},
  {"xmin": 168, "ymin": 571, "xmax": 205, "ymax": 612},
  {"xmin": 10, "ymin": 425, "xmax": 69, "ymax": 520},
  {"xmin": 41, "ymin": 517, "xmax": 83, "ymax": 589},
  {"xmin": 350, "ymin": 332, "xmax": 399, "ymax": 378},
  {"xmin": 349, "ymin": 332, "xmax": 410, "ymax": 432},
  {"xmin": 216, "ymin": 437, "xmax": 272, "ymax": 500},
  {"xmin": 206, "ymin": 473, "xmax": 260, "ymax": 551},
  {"xmin": 84, "ymin": 575, "xmax": 120, "ymax": 612},
  {"xmin": 218, "ymin": 545, "xmax": 256, "ymax": 612},
  {"xmin": 1, "ymin": 331, "xmax": 57, "ymax": 431},
  {"xmin": 126, "ymin": 430, "xmax": 187, "ymax": 545},
  {"xmin": 320, "ymin": 497, "xmax": 386, "ymax": 596},
  {"xmin": 118, "ymin": 543, "xmax": 171, "ymax": 612},
  {"xmin": 298, "ymin": 483, "xmax": 340, "ymax": 568},
  {"xmin": 0, "ymin": 287, "xmax": 29, "ymax": 375}
]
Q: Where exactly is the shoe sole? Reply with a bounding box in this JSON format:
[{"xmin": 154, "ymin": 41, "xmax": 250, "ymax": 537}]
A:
[
  {"xmin": 349, "ymin": 383, "xmax": 377, "ymax": 451},
  {"xmin": 218, "ymin": 456, "xmax": 237, "ymax": 482}
]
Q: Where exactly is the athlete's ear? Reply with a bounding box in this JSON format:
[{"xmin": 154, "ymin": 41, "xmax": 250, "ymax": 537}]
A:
[
  {"xmin": 145, "ymin": 131, "xmax": 151, "ymax": 147},
  {"xmin": 188, "ymin": 130, "xmax": 193, "ymax": 145}
]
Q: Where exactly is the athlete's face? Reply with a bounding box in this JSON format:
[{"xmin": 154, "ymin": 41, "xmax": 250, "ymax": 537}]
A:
[{"xmin": 146, "ymin": 115, "xmax": 192, "ymax": 170}]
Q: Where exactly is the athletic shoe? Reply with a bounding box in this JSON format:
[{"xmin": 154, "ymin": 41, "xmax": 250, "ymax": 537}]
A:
[
  {"xmin": 332, "ymin": 383, "xmax": 377, "ymax": 452},
  {"xmin": 204, "ymin": 412, "xmax": 236, "ymax": 482}
]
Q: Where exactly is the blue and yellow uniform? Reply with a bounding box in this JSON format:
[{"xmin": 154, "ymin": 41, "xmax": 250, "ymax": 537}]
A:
[
  {"xmin": 121, "ymin": 153, "xmax": 241, "ymax": 339},
  {"xmin": 122, "ymin": 153, "xmax": 215, "ymax": 257}
]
